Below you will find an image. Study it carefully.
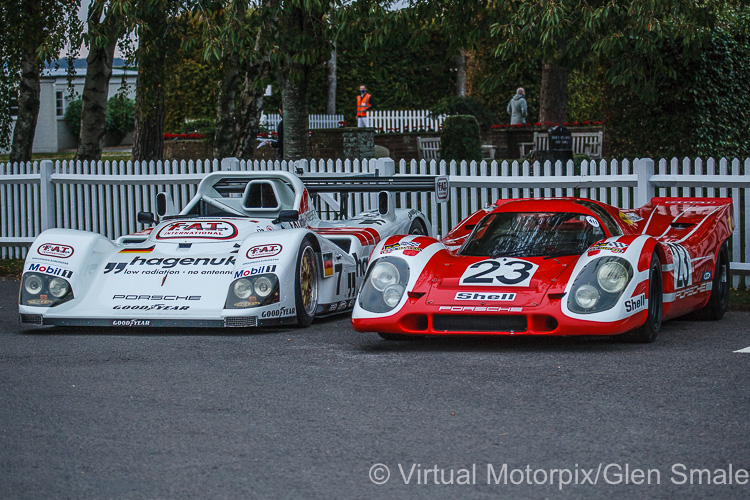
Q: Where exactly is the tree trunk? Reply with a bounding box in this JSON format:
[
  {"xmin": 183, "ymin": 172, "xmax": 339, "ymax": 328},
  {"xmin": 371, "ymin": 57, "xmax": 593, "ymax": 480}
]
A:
[
  {"xmin": 455, "ymin": 48, "xmax": 466, "ymax": 97},
  {"xmin": 213, "ymin": 51, "xmax": 240, "ymax": 159},
  {"xmin": 9, "ymin": 53, "xmax": 40, "ymax": 163},
  {"xmin": 279, "ymin": 69, "xmax": 309, "ymax": 161},
  {"xmin": 233, "ymin": 51, "xmax": 271, "ymax": 159},
  {"xmin": 326, "ymin": 47, "xmax": 337, "ymax": 115},
  {"xmin": 75, "ymin": 42, "xmax": 116, "ymax": 161},
  {"xmin": 132, "ymin": 26, "xmax": 165, "ymax": 162},
  {"xmin": 539, "ymin": 57, "xmax": 568, "ymax": 124}
]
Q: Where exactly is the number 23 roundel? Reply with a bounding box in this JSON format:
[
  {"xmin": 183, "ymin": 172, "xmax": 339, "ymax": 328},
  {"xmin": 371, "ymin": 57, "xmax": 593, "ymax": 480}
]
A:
[{"xmin": 459, "ymin": 258, "xmax": 539, "ymax": 287}]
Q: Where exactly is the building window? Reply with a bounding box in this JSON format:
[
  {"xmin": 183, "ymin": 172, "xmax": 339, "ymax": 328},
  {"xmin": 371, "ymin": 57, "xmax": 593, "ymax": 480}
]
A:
[
  {"xmin": 56, "ymin": 91, "xmax": 64, "ymax": 117},
  {"xmin": 9, "ymin": 96, "xmax": 18, "ymax": 117}
]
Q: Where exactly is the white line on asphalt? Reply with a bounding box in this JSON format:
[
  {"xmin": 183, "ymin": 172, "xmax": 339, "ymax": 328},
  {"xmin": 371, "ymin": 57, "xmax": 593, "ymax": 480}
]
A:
[{"xmin": 734, "ymin": 346, "xmax": 750, "ymax": 353}]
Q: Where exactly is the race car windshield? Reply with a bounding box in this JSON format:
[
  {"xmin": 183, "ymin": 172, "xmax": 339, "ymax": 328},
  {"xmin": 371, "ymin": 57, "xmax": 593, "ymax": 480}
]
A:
[{"xmin": 460, "ymin": 212, "xmax": 606, "ymax": 258}]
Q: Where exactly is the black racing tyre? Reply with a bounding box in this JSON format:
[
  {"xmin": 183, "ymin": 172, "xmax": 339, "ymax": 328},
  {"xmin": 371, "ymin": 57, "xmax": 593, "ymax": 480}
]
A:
[
  {"xmin": 294, "ymin": 237, "xmax": 319, "ymax": 327},
  {"xmin": 378, "ymin": 332, "xmax": 424, "ymax": 341},
  {"xmin": 408, "ymin": 219, "xmax": 428, "ymax": 235},
  {"xmin": 620, "ymin": 252, "xmax": 663, "ymax": 343},
  {"xmin": 689, "ymin": 242, "xmax": 730, "ymax": 321}
]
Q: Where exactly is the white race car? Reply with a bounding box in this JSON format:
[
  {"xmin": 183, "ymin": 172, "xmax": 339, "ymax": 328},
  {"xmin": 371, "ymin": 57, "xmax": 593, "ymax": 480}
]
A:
[{"xmin": 19, "ymin": 170, "xmax": 446, "ymax": 328}]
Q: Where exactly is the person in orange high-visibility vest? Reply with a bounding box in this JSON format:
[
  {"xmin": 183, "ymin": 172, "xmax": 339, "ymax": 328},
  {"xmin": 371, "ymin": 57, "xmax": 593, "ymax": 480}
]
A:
[{"xmin": 356, "ymin": 84, "xmax": 375, "ymax": 127}]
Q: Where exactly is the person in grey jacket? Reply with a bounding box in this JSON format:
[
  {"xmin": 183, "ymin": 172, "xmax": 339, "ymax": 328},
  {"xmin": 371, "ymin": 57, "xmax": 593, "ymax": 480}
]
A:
[{"xmin": 507, "ymin": 87, "xmax": 528, "ymax": 125}]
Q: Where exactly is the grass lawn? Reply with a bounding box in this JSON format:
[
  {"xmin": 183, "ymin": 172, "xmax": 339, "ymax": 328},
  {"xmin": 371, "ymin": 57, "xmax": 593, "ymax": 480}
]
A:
[
  {"xmin": 2, "ymin": 258, "xmax": 749, "ymax": 311},
  {"xmin": 0, "ymin": 151, "xmax": 133, "ymax": 163}
]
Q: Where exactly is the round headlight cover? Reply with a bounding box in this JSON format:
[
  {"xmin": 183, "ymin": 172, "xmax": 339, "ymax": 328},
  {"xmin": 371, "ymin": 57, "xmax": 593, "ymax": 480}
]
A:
[
  {"xmin": 370, "ymin": 261, "xmax": 400, "ymax": 292},
  {"xmin": 48, "ymin": 277, "xmax": 69, "ymax": 298},
  {"xmin": 575, "ymin": 284, "xmax": 600, "ymax": 310},
  {"xmin": 253, "ymin": 276, "xmax": 273, "ymax": 298},
  {"xmin": 24, "ymin": 274, "xmax": 43, "ymax": 295},
  {"xmin": 383, "ymin": 284, "xmax": 405, "ymax": 308},
  {"xmin": 233, "ymin": 278, "xmax": 253, "ymax": 299},
  {"xmin": 597, "ymin": 260, "xmax": 629, "ymax": 293}
]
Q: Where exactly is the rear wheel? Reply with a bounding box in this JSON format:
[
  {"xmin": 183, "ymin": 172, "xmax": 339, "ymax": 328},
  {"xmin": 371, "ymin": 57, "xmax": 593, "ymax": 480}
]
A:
[
  {"xmin": 689, "ymin": 242, "xmax": 730, "ymax": 320},
  {"xmin": 620, "ymin": 253, "xmax": 662, "ymax": 343},
  {"xmin": 378, "ymin": 332, "xmax": 424, "ymax": 341},
  {"xmin": 295, "ymin": 238, "xmax": 319, "ymax": 327},
  {"xmin": 408, "ymin": 219, "xmax": 427, "ymax": 235}
]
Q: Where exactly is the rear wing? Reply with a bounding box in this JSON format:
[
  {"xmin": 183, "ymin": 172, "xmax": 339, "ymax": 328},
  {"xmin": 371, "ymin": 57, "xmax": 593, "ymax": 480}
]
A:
[
  {"xmin": 299, "ymin": 172, "xmax": 449, "ymax": 199},
  {"xmin": 298, "ymin": 172, "xmax": 449, "ymax": 219}
]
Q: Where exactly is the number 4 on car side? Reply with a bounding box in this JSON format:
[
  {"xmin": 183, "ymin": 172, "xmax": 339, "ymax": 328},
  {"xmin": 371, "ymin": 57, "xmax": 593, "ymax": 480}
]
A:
[{"xmin": 352, "ymin": 197, "xmax": 733, "ymax": 343}]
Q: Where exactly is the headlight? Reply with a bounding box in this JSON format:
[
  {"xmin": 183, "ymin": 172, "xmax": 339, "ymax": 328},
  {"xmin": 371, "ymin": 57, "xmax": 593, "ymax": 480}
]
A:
[
  {"xmin": 567, "ymin": 257, "xmax": 633, "ymax": 314},
  {"xmin": 358, "ymin": 257, "xmax": 410, "ymax": 313},
  {"xmin": 24, "ymin": 274, "xmax": 43, "ymax": 295},
  {"xmin": 233, "ymin": 279, "xmax": 253, "ymax": 299},
  {"xmin": 253, "ymin": 276, "xmax": 273, "ymax": 298},
  {"xmin": 225, "ymin": 274, "xmax": 280, "ymax": 309},
  {"xmin": 20, "ymin": 272, "xmax": 74, "ymax": 307},
  {"xmin": 383, "ymin": 284, "xmax": 405, "ymax": 308},
  {"xmin": 574, "ymin": 284, "xmax": 600, "ymax": 309},
  {"xmin": 597, "ymin": 261, "xmax": 628, "ymax": 293},
  {"xmin": 48, "ymin": 277, "xmax": 70, "ymax": 298},
  {"xmin": 371, "ymin": 261, "xmax": 400, "ymax": 292}
]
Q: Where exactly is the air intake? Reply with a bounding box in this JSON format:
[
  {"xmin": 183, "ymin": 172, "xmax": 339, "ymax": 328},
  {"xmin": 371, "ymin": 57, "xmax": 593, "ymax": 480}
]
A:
[
  {"xmin": 224, "ymin": 316, "xmax": 258, "ymax": 328},
  {"xmin": 20, "ymin": 314, "xmax": 43, "ymax": 325}
]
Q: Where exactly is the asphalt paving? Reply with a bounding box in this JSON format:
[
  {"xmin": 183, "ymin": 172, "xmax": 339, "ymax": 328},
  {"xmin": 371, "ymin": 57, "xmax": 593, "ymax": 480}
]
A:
[{"xmin": 1, "ymin": 276, "xmax": 749, "ymax": 499}]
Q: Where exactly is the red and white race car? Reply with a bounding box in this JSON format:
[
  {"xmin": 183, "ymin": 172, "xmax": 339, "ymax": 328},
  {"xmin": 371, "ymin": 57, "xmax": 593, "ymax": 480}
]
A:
[{"xmin": 352, "ymin": 197, "xmax": 733, "ymax": 343}]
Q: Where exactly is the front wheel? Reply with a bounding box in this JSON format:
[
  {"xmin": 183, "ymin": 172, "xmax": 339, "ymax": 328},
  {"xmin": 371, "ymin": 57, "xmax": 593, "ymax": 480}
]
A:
[
  {"xmin": 295, "ymin": 238, "xmax": 319, "ymax": 327},
  {"xmin": 620, "ymin": 253, "xmax": 662, "ymax": 343}
]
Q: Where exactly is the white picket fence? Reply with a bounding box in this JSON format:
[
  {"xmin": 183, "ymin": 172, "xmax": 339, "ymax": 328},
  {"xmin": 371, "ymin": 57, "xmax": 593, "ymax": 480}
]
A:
[
  {"xmin": 1, "ymin": 156, "xmax": 749, "ymax": 285},
  {"xmin": 369, "ymin": 109, "xmax": 446, "ymax": 133},
  {"xmin": 264, "ymin": 113, "xmax": 344, "ymax": 131}
]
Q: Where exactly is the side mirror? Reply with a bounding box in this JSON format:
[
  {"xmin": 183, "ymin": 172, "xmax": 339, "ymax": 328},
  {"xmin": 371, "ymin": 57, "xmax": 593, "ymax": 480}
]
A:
[
  {"xmin": 156, "ymin": 192, "xmax": 176, "ymax": 217},
  {"xmin": 272, "ymin": 210, "xmax": 299, "ymax": 224},
  {"xmin": 137, "ymin": 211, "xmax": 157, "ymax": 225}
]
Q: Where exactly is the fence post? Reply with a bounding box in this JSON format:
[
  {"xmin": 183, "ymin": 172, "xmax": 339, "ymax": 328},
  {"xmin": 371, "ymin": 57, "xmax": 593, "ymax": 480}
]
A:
[
  {"xmin": 295, "ymin": 159, "xmax": 309, "ymax": 175},
  {"xmin": 375, "ymin": 157, "xmax": 395, "ymax": 177},
  {"xmin": 635, "ymin": 158, "xmax": 655, "ymax": 207},
  {"xmin": 221, "ymin": 157, "xmax": 240, "ymax": 171},
  {"xmin": 39, "ymin": 160, "xmax": 55, "ymax": 231},
  {"xmin": 373, "ymin": 157, "xmax": 396, "ymax": 208}
]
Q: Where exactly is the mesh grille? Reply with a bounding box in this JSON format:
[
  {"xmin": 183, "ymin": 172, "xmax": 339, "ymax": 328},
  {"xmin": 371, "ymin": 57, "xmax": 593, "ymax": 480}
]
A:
[
  {"xmin": 433, "ymin": 314, "xmax": 526, "ymax": 333},
  {"xmin": 224, "ymin": 316, "xmax": 258, "ymax": 328},
  {"xmin": 19, "ymin": 314, "xmax": 43, "ymax": 325}
]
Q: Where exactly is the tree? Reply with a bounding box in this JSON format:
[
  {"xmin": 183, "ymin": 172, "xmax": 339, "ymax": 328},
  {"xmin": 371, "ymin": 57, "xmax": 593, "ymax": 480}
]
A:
[
  {"xmin": 132, "ymin": 0, "xmax": 181, "ymax": 161},
  {"xmin": 273, "ymin": 0, "xmax": 336, "ymax": 160},
  {"xmin": 199, "ymin": 0, "xmax": 275, "ymax": 159},
  {"xmin": 490, "ymin": 0, "xmax": 734, "ymax": 123},
  {"xmin": 76, "ymin": 0, "xmax": 129, "ymax": 161},
  {"xmin": 0, "ymin": 0, "xmax": 81, "ymax": 162}
]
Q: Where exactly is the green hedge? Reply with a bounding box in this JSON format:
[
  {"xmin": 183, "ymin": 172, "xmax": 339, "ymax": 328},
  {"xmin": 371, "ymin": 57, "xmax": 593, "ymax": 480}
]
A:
[
  {"xmin": 440, "ymin": 115, "xmax": 482, "ymax": 162},
  {"xmin": 602, "ymin": 13, "xmax": 750, "ymax": 158},
  {"xmin": 64, "ymin": 96, "xmax": 135, "ymax": 145}
]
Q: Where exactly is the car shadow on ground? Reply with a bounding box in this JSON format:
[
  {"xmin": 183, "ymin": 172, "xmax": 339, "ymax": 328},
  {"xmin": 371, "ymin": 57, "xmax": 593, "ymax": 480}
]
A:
[
  {"xmin": 18, "ymin": 325, "xmax": 301, "ymax": 337},
  {"xmin": 15, "ymin": 311, "xmax": 347, "ymax": 337},
  {"xmin": 356, "ymin": 322, "xmax": 683, "ymax": 354}
]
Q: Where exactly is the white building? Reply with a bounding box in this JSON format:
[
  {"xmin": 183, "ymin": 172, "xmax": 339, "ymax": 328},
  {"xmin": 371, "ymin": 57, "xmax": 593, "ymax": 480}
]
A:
[{"xmin": 4, "ymin": 58, "xmax": 137, "ymax": 154}]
